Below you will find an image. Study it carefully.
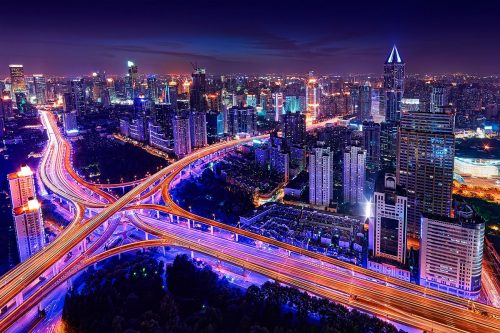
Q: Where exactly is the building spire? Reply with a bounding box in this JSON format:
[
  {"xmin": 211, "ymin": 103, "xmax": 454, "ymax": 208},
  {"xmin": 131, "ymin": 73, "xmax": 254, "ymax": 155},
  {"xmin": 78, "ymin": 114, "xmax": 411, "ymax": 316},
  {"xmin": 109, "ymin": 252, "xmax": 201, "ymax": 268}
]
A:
[{"xmin": 385, "ymin": 45, "xmax": 403, "ymax": 64}]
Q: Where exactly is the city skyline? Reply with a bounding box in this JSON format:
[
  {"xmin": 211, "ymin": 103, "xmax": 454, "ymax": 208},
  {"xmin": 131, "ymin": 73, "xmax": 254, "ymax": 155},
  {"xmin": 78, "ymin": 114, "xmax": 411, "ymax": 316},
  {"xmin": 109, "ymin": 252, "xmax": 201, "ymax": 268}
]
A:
[{"xmin": 1, "ymin": 1, "xmax": 499, "ymax": 76}]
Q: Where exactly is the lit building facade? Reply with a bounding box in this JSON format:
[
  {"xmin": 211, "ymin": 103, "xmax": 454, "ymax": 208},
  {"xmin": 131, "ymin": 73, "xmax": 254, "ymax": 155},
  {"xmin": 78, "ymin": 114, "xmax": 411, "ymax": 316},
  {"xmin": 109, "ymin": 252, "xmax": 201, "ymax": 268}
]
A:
[
  {"xmin": 305, "ymin": 71, "xmax": 320, "ymax": 125},
  {"xmin": 420, "ymin": 204, "xmax": 484, "ymax": 299},
  {"xmin": 383, "ymin": 46, "xmax": 405, "ymax": 122},
  {"xmin": 309, "ymin": 144, "xmax": 333, "ymax": 207},
  {"xmin": 33, "ymin": 74, "xmax": 47, "ymax": 105},
  {"xmin": 397, "ymin": 109, "xmax": 455, "ymax": 238},
  {"xmin": 190, "ymin": 110, "xmax": 207, "ymax": 149},
  {"xmin": 343, "ymin": 146, "xmax": 366, "ymax": 204},
  {"xmin": 173, "ymin": 115, "xmax": 191, "ymax": 157}
]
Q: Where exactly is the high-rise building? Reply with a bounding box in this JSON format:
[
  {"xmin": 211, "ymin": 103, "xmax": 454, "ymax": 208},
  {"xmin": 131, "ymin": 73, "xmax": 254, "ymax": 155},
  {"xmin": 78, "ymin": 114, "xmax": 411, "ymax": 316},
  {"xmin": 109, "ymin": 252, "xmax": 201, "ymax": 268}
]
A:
[
  {"xmin": 282, "ymin": 112, "xmax": 306, "ymax": 146},
  {"xmin": 9, "ymin": 65, "xmax": 27, "ymax": 99},
  {"xmin": 358, "ymin": 82, "xmax": 372, "ymax": 121},
  {"xmin": 173, "ymin": 115, "xmax": 191, "ymax": 158},
  {"xmin": 309, "ymin": 144, "xmax": 333, "ymax": 207},
  {"xmin": 8, "ymin": 165, "xmax": 36, "ymax": 208},
  {"xmin": 397, "ymin": 109, "xmax": 455, "ymax": 238},
  {"xmin": 147, "ymin": 75, "xmax": 158, "ymax": 102},
  {"xmin": 363, "ymin": 121, "xmax": 381, "ymax": 172},
  {"xmin": 125, "ymin": 61, "xmax": 139, "ymax": 99},
  {"xmin": 33, "ymin": 74, "xmax": 47, "ymax": 105},
  {"xmin": 166, "ymin": 81, "xmax": 178, "ymax": 110},
  {"xmin": 430, "ymin": 86, "xmax": 449, "ymax": 113},
  {"xmin": 13, "ymin": 198, "xmax": 44, "ymax": 262},
  {"xmin": 92, "ymin": 71, "xmax": 106, "ymax": 103},
  {"xmin": 343, "ymin": 146, "xmax": 366, "ymax": 204},
  {"xmin": 227, "ymin": 106, "xmax": 256, "ymax": 136},
  {"xmin": 384, "ymin": 46, "xmax": 405, "ymax": 122},
  {"xmin": 371, "ymin": 174, "xmax": 408, "ymax": 264},
  {"xmin": 420, "ymin": 204, "xmax": 484, "ymax": 299},
  {"xmin": 305, "ymin": 71, "xmax": 320, "ymax": 125},
  {"xmin": 380, "ymin": 121, "xmax": 398, "ymax": 171},
  {"xmin": 69, "ymin": 79, "xmax": 86, "ymax": 116},
  {"xmin": 8, "ymin": 165, "xmax": 45, "ymax": 262},
  {"xmin": 190, "ymin": 68, "xmax": 206, "ymax": 112},
  {"xmin": 190, "ymin": 110, "xmax": 207, "ymax": 149},
  {"xmin": 63, "ymin": 110, "xmax": 78, "ymax": 136},
  {"xmin": 273, "ymin": 92, "xmax": 284, "ymax": 122},
  {"xmin": 0, "ymin": 95, "xmax": 14, "ymax": 121},
  {"xmin": 269, "ymin": 144, "xmax": 289, "ymax": 182}
]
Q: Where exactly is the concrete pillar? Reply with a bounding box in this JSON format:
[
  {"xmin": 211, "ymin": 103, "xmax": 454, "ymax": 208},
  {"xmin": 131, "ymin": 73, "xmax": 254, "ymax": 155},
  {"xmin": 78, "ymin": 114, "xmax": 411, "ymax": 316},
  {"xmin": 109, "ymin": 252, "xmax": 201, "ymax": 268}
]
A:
[
  {"xmin": 187, "ymin": 219, "xmax": 191, "ymax": 229},
  {"xmin": 169, "ymin": 214, "xmax": 174, "ymax": 223},
  {"xmin": 156, "ymin": 210, "xmax": 160, "ymax": 219},
  {"xmin": 190, "ymin": 250, "xmax": 194, "ymax": 259},
  {"xmin": 145, "ymin": 232, "xmax": 149, "ymax": 241},
  {"xmin": 287, "ymin": 250, "xmax": 291, "ymax": 257},
  {"xmin": 67, "ymin": 278, "xmax": 73, "ymax": 290},
  {"xmin": 210, "ymin": 226, "xmax": 214, "ymax": 235},
  {"xmin": 235, "ymin": 233, "xmax": 239, "ymax": 242},
  {"xmin": 118, "ymin": 253, "xmax": 121, "ymax": 260},
  {"xmin": 15, "ymin": 292, "xmax": 23, "ymax": 306},
  {"xmin": 162, "ymin": 246, "xmax": 166, "ymax": 256}
]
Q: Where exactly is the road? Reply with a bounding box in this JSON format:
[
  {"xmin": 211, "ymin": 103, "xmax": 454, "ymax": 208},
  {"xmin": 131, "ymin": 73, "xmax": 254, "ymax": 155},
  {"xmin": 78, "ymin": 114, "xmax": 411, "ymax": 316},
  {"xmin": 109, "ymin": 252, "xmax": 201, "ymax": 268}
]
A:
[{"xmin": 1, "ymin": 114, "xmax": 499, "ymax": 333}]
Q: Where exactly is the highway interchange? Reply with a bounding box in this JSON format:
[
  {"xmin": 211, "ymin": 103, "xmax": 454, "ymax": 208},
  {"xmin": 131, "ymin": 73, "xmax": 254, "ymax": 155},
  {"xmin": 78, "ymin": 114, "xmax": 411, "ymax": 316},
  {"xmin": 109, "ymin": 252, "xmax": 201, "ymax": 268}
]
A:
[{"xmin": 0, "ymin": 111, "xmax": 499, "ymax": 332}]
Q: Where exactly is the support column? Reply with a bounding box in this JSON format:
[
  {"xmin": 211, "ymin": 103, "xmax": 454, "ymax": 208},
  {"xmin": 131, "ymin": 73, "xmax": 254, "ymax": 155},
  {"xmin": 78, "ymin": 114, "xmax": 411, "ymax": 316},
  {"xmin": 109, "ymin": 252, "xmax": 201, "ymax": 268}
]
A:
[
  {"xmin": 162, "ymin": 246, "xmax": 166, "ymax": 256},
  {"xmin": 15, "ymin": 292, "xmax": 23, "ymax": 306},
  {"xmin": 190, "ymin": 250, "xmax": 194, "ymax": 259},
  {"xmin": 235, "ymin": 233, "xmax": 239, "ymax": 242},
  {"xmin": 156, "ymin": 210, "xmax": 160, "ymax": 219},
  {"xmin": 210, "ymin": 226, "xmax": 214, "ymax": 235},
  {"xmin": 169, "ymin": 214, "xmax": 173, "ymax": 223},
  {"xmin": 145, "ymin": 232, "xmax": 149, "ymax": 241},
  {"xmin": 187, "ymin": 219, "xmax": 191, "ymax": 229}
]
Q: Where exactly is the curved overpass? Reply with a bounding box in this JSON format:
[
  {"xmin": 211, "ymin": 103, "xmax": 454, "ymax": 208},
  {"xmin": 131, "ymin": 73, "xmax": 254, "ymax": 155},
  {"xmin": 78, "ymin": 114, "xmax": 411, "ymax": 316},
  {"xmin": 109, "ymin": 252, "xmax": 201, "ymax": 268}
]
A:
[{"xmin": 0, "ymin": 135, "xmax": 264, "ymax": 313}]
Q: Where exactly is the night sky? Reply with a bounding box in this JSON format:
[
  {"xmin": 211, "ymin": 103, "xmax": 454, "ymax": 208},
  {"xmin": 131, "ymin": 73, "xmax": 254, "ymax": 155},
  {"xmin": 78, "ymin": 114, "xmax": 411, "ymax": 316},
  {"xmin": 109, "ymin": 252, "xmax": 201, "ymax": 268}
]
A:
[{"xmin": 2, "ymin": 0, "xmax": 499, "ymax": 76}]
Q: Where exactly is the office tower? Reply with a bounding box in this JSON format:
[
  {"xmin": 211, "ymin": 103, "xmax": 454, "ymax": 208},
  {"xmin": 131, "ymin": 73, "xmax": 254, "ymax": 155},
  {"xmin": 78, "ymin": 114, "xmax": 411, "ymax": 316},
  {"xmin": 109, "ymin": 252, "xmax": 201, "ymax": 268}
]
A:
[
  {"xmin": 9, "ymin": 65, "xmax": 27, "ymax": 98},
  {"xmin": 269, "ymin": 145, "xmax": 289, "ymax": 182},
  {"xmin": 246, "ymin": 94, "xmax": 257, "ymax": 107},
  {"xmin": 0, "ymin": 95, "xmax": 14, "ymax": 121},
  {"xmin": 363, "ymin": 121, "xmax": 381, "ymax": 172},
  {"xmin": 125, "ymin": 61, "xmax": 138, "ymax": 99},
  {"xmin": 273, "ymin": 92, "xmax": 284, "ymax": 122},
  {"xmin": 227, "ymin": 106, "xmax": 256, "ymax": 136},
  {"xmin": 92, "ymin": 71, "xmax": 106, "ymax": 102},
  {"xmin": 282, "ymin": 112, "xmax": 306, "ymax": 146},
  {"xmin": 63, "ymin": 110, "xmax": 78, "ymax": 136},
  {"xmin": 420, "ymin": 204, "xmax": 484, "ymax": 299},
  {"xmin": 343, "ymin": 146, "xmax": 366, "ymax": 204},
  {"xmin": 129, "ymin": 116, "xmax": 148, "ymax": 142},
  {"xmin": 358, "ymin": 82, "xmax": 372, "ymax": 121},
  {"xmin": 430, "ymin": 86, "xmax": 449, "ymax": 113},
  {"xmin": 190, "ymin": 110, "xmax": 207, "ymax": 149},
  {"xmin": 166, "ymin": 81, "xmax": 178, "ymax": 110},
  {"xmin": 69, "ymin": 79, "xmax": 86, "ymax": 116},
  {"xmin": 148, "ymin": 122, "xmax": 171, "ymax": 151},
  {"xmin": 305, "ymin": 71, "xmax": 319, "ymax": 125},
  {"xmin": 13, "ymin": 198, "xmax": 44, "ymax": 262},
  {"xmin": 397, "ymin": 109, "xmax": 455, "ymax": 238},
  {"xmin": 380, "ymin": 121, "xmax": 398, "ymax": 171},
  {"xmin": 106, "ymin": 78, "xmax": 116, "ymax": 101},
  {"xmin": 206, "ymin": 110, "xmax": 223, "ymax": 144},
  {"xmin": 384, "ymin": 46, "xmax": 405, "ymax": 122},
  {"xmin": 190, "ymin": 68, "xmax": 206, "ymax": 112},
  {"xmin": 371, "ymin": 174, "xmax": 408, "ymax": 264},
  {"xmin": 173, "ymin": 115, "xmax": 191, "ymax": 157},
  {"xmin": 290, "ymin": 145, "xmax": 307, "ymax": 176},
  {"xmin": 146, "ymin": 75, "xmax": 158, "ymax": 102},
  {"xmin": 32, "ymin": 74, "xmax": 47, "ymax": 105},
  {"xmin": 309, "ymin": 144, "xmax": 333, "ymax": 207},
  {"xmin": 8, "ymin": 165, "xmax": 36, "ymax": 208}
]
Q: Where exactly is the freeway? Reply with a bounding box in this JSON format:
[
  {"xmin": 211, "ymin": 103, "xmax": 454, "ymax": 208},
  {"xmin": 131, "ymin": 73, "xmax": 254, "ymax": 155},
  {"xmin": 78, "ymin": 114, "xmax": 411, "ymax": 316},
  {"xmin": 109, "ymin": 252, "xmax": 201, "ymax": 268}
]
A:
[
  {"xmin": 0, "ymin": 135, "xmax": 265, "ymax": 315},
  {"xmin": 2, "ymin": 114, "xmax": 499, "ymax": 332},
  {"xmin": 39, "ymin": 111, "xmax": 115, "ymax": 207}
]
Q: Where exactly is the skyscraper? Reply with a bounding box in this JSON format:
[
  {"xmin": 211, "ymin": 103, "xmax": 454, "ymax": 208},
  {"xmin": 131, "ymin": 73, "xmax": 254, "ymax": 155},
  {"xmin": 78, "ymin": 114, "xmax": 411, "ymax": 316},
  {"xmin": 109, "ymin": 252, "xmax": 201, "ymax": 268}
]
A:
[
  {"xmin": 305, "ymin": 71, "xmax": 320, "ymax": 125},
  {"xmin": 8, "ymin": 165, "xmax": 35, "ymax": 208},
  {"xmin": 173, "ymin": 114, "xmax": 191, "ymax": 158},
  {"xmin": 227, "ymin": 106, "xmax": 256, "ymax": 136},
  {"xmin": 273, "ymin": 92, "xmax": 284, "ymax": 122},
  {"xmin": 33, "ymin": 74, "xmax": 47, "ymax": 105},
  {"xmin": 343, "ymin": 146, "xmax": 366, "ymax": 204},
  {"xmin": 309, "ymin": 143, "xmax": 333, "ymax": 207},
  {"xmin": 125, "ymin": 61, "xmax": 139, "ymax": 99},
  {"xmin": 371, "ymin": 174, "xmax": 408, "ymax": 264},
  {"xmin": 384, "ymin": 46, "xmax": 405, "ymax": 122},
  {"xmin": 166, "ymin": 81, "xmax": 178, "ymax": 110},
  {"xmin": 190, "ymin": 110, "xmax": 207, "ymax": 149},
  {"xmin": 69, "ymin": 79, "xmax": 86, "ymax": 116},
  {"xmin": 420, "ymin": 204, "xmax": 484, "ymax": 299},
  {"xmin": 430, "ymin": 86, "xmax": 449, "ymax": 113},
  {"xmin": 190, "ymin": 68, "xmax": 206, "ymax": 112},
  {"xmin": 63, "ymin": 110, "xmax": 78, "ymax": 136},
  {"xmin": 8, "ymin": 165, "xmax": 45, "ymax": 262},
  {"xmin": 397, "ymin": 108, "xmax": 455, "ymax": 238},
  {"xmin": 9, "ymin": 65, "xmax": 27, "ymax": 98},
  {"xmin": 147, "ymin": 75, "xmax": 158, "ymax": 102},
  {"xmin": 282, "ymin": 112, "xmax": 306, "ymax": 146},
  {"xmin": 358, "ymin": 82, "xmax": 372, "ymax": 121},
  {"xmin": 363, "ymin": 121, "xmax": 381, "ymax": 172}
]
